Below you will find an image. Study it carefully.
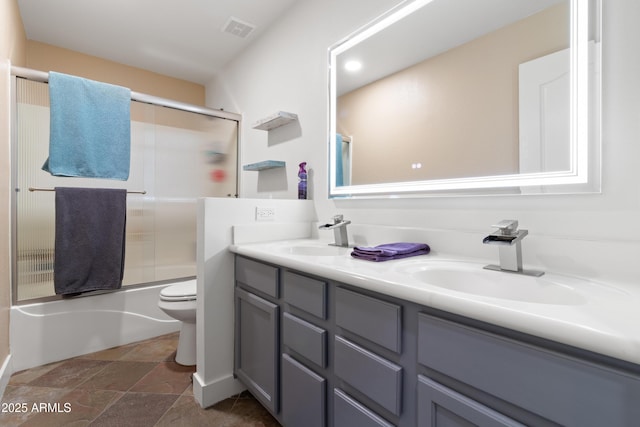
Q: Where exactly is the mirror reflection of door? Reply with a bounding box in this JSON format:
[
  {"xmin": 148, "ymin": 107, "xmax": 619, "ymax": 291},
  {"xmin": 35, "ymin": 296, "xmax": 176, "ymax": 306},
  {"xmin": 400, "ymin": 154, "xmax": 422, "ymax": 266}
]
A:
[
  {"xmin": 519, "ymin": 41, "xmax": 598, "ymax": 194},
  {"xmin": 518, "ymin": 47, "xmax": 570, "ymax": 178}
]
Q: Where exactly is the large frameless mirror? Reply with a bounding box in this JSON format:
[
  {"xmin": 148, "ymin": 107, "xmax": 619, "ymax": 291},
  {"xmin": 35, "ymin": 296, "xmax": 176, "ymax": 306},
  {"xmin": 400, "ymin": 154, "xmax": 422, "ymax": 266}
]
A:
[{"xmin": 328, "ymin": 0, "xmax": 600, "ymax": 198}]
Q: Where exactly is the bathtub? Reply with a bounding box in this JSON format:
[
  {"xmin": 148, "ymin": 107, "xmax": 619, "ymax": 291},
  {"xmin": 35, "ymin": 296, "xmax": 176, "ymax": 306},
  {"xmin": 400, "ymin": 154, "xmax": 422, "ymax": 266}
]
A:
[{"xmin": 10, "ymin": 283, "xmax": 181, "ymax": 372}]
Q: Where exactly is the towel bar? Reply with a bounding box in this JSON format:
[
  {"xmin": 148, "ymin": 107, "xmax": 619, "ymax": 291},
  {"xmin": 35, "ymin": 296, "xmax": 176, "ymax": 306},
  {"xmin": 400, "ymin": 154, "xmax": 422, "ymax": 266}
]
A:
[{"xmin": 27, "ymin": 187, "xmax": 147, "ymax": 195}]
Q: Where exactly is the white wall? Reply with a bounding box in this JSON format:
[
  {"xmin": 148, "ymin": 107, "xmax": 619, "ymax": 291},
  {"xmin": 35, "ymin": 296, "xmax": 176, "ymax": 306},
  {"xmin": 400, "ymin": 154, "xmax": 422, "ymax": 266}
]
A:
[
  {"xmin": 194, "ymin": 197, "xmax": 315, "ymax": 408},
  {"xmin": 206, "ymin": 0, "xmax": 640, "ymax": 286},
  {"xmin": 207, "ymin": 0, "xmax": 403, "ymax": 201}
]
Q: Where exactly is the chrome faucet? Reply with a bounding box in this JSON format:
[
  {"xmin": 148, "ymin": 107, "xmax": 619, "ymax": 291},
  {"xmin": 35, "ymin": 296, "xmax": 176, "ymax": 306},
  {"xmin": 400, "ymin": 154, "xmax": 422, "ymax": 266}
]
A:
[
  {"xmin": 318, "ymin": 214, "xmax": 351, "ymax": 247},
  {"xmin": 483, "ymin": 220, "xmax": 543, "ymax": 276}
]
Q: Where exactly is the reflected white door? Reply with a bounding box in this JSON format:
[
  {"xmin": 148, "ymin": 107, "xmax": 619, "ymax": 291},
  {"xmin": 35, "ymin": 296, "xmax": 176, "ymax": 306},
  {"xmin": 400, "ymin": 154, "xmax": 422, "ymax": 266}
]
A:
[
  {"xmin": 519, "ymin": 41, "xmax": 600, "ymax": 194},
  {"xmin": 518, "ymin": 47, "xmax": 571, "ymax": 178}
]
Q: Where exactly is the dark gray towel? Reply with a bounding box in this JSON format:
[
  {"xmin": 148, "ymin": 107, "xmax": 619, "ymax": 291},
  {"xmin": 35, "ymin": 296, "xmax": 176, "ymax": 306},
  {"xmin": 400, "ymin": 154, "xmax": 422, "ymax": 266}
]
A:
[{"xmin": 54, "ymin": 187, "xmax": 127, "ymax": 295}]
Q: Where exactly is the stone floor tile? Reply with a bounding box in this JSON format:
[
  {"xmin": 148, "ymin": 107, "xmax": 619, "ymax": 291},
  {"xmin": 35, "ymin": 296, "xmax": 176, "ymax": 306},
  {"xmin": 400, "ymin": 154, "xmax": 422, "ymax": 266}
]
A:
[
  {"xmin": 77, "ymin": 361, "xmax": 157, "ymax": 391},
  {"xmin": 90, "ymin": 392, "xmax": 178, "ymax": 427},
  {"xmin": 27, "ymin": 359, "xmax": 111, "ymax": 389},
  {"xmin": 130, "ymin": 362, "xmax": 195, "ymax": 395}
]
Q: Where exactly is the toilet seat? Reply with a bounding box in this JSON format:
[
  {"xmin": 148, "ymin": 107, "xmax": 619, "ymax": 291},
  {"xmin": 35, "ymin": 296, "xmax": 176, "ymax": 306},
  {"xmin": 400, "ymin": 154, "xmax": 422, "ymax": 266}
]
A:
[{"xmin": 160, "ymin": 281, "xmax": 197, "ymax": 302}]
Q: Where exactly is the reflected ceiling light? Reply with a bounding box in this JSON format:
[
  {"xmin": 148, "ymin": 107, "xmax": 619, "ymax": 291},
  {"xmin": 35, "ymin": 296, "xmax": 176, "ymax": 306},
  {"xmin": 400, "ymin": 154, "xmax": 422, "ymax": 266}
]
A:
[
  {"xmin": 334, "ymin": 0, "xmax": 437, "ymax": 54},
  {"xmin": 344, "ymin": 60, "xmax": 362, "ymax": 72}
]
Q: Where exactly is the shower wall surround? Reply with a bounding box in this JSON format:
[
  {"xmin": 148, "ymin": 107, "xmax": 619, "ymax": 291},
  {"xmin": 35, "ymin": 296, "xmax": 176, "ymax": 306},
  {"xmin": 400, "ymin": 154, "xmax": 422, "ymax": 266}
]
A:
[{"xmin": 206, "ymin": 0, "xmax": 640, "ymax": 287}]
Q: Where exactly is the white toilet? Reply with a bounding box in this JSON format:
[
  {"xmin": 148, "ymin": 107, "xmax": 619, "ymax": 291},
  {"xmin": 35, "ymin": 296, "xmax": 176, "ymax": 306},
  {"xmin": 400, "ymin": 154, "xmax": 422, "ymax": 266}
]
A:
[{"xmin": 158, "ymin": 280, "xmax": 197, "ymax": 366}]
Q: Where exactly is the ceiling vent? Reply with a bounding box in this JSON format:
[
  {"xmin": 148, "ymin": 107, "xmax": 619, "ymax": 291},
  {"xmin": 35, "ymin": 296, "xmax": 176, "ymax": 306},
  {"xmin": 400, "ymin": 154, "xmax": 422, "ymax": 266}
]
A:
[{"xmin": 222, "ymin": 17, "xmax": 256, "ymax": 39}]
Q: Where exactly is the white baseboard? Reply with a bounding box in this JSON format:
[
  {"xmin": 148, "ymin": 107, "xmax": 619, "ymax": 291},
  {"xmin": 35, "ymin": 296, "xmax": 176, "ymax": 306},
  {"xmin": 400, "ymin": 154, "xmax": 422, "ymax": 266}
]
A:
[{"xmin": 192, "ymin": 371, "xmax": 245, "ymax": 408}]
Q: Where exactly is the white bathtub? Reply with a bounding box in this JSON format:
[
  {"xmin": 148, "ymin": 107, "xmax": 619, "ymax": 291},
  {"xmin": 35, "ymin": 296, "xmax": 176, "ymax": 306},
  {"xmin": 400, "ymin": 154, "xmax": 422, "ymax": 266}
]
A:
[{"xmin": 10, "ymin": 283, "xmax": 181, "ymax": 372}]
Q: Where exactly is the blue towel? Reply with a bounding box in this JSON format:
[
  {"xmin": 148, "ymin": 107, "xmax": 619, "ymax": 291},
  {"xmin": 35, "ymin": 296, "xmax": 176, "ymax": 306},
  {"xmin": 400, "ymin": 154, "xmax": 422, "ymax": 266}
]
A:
[
  {"xmin": 336, "ymin": 133, "xmax": 344, "ymax": 186},
  {"xmin": 54, "ymin": 187, "xmax": 127, "ymax": 295},
  {"xmin": 351, "ymin": 242, "xmax": 430, "ymax": 262},
  {"xmin": 43, "ymin": 71, "xmax": 131, "ymax": 180}
]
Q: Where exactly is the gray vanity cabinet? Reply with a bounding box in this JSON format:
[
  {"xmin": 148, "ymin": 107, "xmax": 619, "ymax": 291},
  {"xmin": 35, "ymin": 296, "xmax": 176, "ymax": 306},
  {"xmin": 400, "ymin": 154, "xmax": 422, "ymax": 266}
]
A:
[
  {"xmin": 333, "ymin": 286, "xmax": 404, "ymax": 422},
  {"xmin": 335, "ymin": 287, "xmax": 402, "ymax": 353},
  {"xmin": 281, "ymin": 270, "xmax": 329, "ymax": 427},
  {"xmin": 417, "ymin": 376, "xmax": 524, "ymax": 427},
  {"xmin": 282, "ymin": 353, "xmax": 326, "ymax": 427},
  {"xmin": 417, "ymin": 313, "xmax": 640, "ymax": 427},
  {"xmin": 234, "ymin": 255, "xmax": 640, "ymax": 427},
  {"xmin": 334, "ymin": 388, "xmax": 395, "ymax": 427},
  {"xmin": 234, "ymin": 258, "xmax": 280, "ymax": 415},
  {"xmin": 333, "ymin": 336, "xmax": 403, "ymax": 417}
]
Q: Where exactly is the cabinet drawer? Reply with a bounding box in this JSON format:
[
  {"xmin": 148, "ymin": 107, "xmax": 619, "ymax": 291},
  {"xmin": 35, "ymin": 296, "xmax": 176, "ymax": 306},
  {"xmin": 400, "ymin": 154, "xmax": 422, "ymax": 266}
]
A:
[
  {"xmin": 235, "ymin": 256, "xmax": 279, "ymax": 298},
  {"xmin": 335, "ymin": 287, "xmax": 401, "ymax": 353},
  {"xmin": 418, "ymin": 313, "xmax": 640, "ymax": 427},
  {"xmin": 282, "ymin": 354, "xmax": 326, "ymax": 427},
  {"xmin": 417, "ymin": 375, "xmax": 524, "ymax": 427},
  {"xmin": 283, "ymin": 312, "xmax": 327, "ymax": 368},
  {"xmin": 334, "ymin": 388, "xmax": 394, "ymax": 427},
  {"xmin": 334, "ymin": 336, "xmax": 402, "ymax": 416},
  {"xmin": 283, "ymin": 270, "xmax": 327, "ymax": 319}
]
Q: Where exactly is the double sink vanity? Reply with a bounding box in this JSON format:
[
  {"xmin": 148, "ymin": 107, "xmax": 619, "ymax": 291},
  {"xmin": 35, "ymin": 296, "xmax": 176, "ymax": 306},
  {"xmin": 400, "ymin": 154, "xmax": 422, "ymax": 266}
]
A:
[
  {"xmin": 230, "ymin": 237, "xmax": 640, "ymax": 427},
  {"xmin": 225, "ymin": 0, "xmax": 611, "ymax": 422}
]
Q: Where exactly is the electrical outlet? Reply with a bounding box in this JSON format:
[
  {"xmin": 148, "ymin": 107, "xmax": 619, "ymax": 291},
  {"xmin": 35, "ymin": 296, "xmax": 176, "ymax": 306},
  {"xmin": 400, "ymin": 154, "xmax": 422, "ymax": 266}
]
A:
[{"xmin": 256, "ymin": 206, "xmax": 276, "ymax": 221}]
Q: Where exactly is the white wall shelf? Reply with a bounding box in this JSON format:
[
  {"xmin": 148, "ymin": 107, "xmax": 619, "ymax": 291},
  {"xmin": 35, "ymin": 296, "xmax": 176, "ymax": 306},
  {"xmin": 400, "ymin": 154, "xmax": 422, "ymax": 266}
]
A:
[
  {"xmin": 243, "ymin": 160, "xmax": 286, "ymax": 171},
  {"xmin": 252, "ymin": 111, "xmax": 298, "ymax": 131}
]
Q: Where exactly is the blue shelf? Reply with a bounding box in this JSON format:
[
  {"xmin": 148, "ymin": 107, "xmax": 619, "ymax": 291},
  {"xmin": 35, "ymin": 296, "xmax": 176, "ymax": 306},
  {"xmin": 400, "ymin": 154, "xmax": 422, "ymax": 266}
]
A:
[{"xmin": 243, "ymin": 160, "xmax": 286, "ymax": 171}]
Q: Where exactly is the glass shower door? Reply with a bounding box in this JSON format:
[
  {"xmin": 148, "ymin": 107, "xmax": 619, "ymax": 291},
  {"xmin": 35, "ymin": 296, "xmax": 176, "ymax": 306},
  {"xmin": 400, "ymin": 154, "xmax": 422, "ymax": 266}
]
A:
[{"xmin": 13, "ymin": 77, "xmax": 238, "ymax": 301}]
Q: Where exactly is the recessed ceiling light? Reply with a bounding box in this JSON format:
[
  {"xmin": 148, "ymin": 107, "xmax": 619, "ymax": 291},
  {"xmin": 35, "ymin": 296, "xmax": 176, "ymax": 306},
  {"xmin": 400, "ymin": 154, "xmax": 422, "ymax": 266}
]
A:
[{"xmin": 344, "ymin": 60, "xmax": 362, "ymax": 72}]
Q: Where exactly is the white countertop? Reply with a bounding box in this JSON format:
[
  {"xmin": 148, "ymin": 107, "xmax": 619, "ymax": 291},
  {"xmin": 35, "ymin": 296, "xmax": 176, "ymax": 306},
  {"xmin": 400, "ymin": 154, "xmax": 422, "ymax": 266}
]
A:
[{"xmin": 230, "ymin": 238, "xmax": 640, "ymax": 366}]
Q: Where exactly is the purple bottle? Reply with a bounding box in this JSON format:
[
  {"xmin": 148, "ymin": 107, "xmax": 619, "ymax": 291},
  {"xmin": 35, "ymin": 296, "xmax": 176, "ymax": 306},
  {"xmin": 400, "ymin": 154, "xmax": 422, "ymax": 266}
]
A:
[{"xmin": 298, "ymin": 162, "xmax": 307, "ymax": 199}]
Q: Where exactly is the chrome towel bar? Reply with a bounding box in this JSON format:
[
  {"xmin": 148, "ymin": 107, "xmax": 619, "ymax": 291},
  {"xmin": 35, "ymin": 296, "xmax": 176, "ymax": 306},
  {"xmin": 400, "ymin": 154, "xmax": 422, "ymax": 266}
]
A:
[{"xmin": 27, "ymin": 187, "xmax": 147, "ymax": 195}]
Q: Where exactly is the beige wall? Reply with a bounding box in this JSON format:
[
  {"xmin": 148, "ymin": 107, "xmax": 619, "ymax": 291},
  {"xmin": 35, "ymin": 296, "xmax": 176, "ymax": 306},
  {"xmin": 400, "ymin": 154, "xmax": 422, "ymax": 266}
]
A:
[
  {"xmin": 337, "ymin": 2, "xmax": 568, "ymax": 185},
  {"xmin": 1, "ymin": 0, "xmax": 27, "ymax": 369},
  {"xmin": 26, "ymin": 41, "xmax": 205, "ymax": 106}
]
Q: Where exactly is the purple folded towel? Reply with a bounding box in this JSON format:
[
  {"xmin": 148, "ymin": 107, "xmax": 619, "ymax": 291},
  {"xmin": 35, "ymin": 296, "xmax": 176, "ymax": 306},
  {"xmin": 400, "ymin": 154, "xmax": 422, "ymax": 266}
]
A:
[{"xmin": 351, "ymin": 242, "xmax": 430, "ymax": 262}]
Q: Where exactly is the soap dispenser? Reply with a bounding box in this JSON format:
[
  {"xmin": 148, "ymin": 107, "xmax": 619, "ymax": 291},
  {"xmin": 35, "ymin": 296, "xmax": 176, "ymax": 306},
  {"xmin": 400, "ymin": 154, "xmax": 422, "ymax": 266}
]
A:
[{"xmin": 298, "ymin": 162, "xmax": 307, "ymax": 199}]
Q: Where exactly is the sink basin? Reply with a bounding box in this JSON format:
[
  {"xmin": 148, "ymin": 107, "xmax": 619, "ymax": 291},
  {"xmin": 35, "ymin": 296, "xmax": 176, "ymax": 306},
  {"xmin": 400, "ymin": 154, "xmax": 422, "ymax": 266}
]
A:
[
  {"xmin": 277, "ymin": 245, "xmax": 350, "ymax": 257},
  {"xmin": 398, "ymin": 262, "xmax": 587, "ymax": 305}
]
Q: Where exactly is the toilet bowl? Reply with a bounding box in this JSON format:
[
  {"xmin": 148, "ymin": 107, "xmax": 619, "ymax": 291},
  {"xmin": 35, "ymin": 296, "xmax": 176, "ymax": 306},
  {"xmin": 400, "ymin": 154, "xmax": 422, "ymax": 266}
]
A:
[{"xmin": 158, "ymin": 280, "xmax": 197, "ymax": 366}]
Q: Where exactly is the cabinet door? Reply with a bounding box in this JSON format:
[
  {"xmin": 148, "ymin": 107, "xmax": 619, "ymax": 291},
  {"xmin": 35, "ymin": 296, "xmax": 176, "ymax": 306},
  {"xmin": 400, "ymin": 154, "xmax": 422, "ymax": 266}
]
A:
[
  {"xmin": 335, "ymin": 287, "xmax": 401, "ymax": 353},
  {"xmin": 283, "ymin": 312, "xmax": 327, "ymax": 368},
  {"xmin": 334, "ymin": 336, "xmax": 402, "ymax": 416},
  {"xmin": 283, "ymin": 270, "xmax": 327, "ymax": 319},
  {"xmin": 417, "ymin": 376, "xmax": 524, "ymax": 427},
  {"xmin": 418, "ymin": 313, "xmax": 640, "ymax": 426},
  {"xmin": 282, "ymin": 353, "xmax": 326, "ymax": 427},
  {"xmin": 235, "ymin": 287, "xmax": 279, "ymax": 414},
  {"xmin": 334, "ymin": 388, "xmax": 394, "ymax": 427},
  {"xmin": 236, "ymin": 256, "xmax": 279, "ymax": 297}
]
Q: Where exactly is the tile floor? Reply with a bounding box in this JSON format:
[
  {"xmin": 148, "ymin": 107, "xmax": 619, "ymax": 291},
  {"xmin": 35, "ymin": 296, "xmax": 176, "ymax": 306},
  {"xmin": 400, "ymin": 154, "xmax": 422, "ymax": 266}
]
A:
[{"xmin": 1, "ymin": 332, "xmax": 281, "ymax": 426}]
